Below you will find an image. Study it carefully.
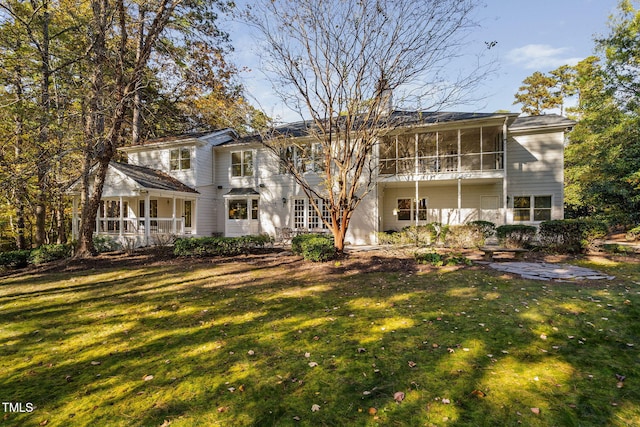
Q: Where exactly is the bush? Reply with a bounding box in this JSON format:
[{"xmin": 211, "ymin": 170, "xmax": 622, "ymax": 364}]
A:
[
  {"xmin": 0, "ymin": 250, "xmax": 31, "ymax": 269},
  {"xmin": 93, "ymin": 235, "xmax": 122, "ymax": 253},
  {"xmin": 445, "ymin": 224, "xmax": 485, "ymax": 248},
  {"xmin": 414, "ymin": 251, "xmax": 443, "ymax": 266},
  {"xmin": 539, "ymin": 219, "xmax": 608, "ymax": 253},
  {"xmin": 174, "ymin": 235, "xmax": 274, "ymax": 257},
  {"xmin": 414, "ymin": 251, "xmax": 472, "ymax": 266},
  {"xmin": 468, "ymin": 220, "xmax": 496, "ymax": 239},
  {"xmin": 376, "ymin": 224, "xmax": 448, "ymax": 246},
  {"xmin": 496, "ymin": 225, "xmax": 537, "ymax": 249},
  {"xmin": 30, "ymin": 244, "xmax": 72, "ymax": 265},
  {"xmin": 291, "ymin": 233, "xmax": 336, "ymax": 262}
]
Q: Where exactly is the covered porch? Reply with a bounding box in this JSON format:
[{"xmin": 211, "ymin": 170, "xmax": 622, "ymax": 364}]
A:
[
  {"xmin": 67, "ymin": 161, "xmax": 199, "ymax": 247},
  {"xmin": 378, "ymin": 178, "xmax": 506, "ymax": 232}
]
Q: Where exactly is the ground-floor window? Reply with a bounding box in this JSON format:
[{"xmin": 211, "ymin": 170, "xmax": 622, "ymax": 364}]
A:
[
  {"xmin": 396, "ymin": 198, "xmax": 428, "ymax": 221},
  {"xmin": 513, "ymin": 195, "xmax": 552, "ymax": 221},
  {"xmin": 228, "ymin": 199, "xmax": 248, "ymax": 219},
  {"xmin": 228, "ymin": 198, "xmax": 259, "ymax": 220},
  {"xmin": 294, "ymin": 198, "xmax": 331, "ymax": 229}
]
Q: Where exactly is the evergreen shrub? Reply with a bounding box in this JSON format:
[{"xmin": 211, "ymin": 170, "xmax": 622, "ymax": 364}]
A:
[{"xmin": 496, "ymin": 225, "xmax": 537, "ymax": 248}]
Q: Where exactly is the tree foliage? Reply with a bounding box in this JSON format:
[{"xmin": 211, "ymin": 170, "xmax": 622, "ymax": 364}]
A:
[
  {"xmin": 0, "ymin": 0, "xmax": 256, "ymax": 252},
  {"xmin": 563, "ymin": 1, "xmax": 640, "ymax": 225},
  {"xmin": 513, "ymin": 71, "xmax": 563, "ymax": 115}
]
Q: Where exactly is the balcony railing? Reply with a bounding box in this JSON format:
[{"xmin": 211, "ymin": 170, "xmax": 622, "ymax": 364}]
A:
[
  {"xmin": 380, "ymin": 151, "xmax": 504, "ymax": 175},
  {"xmin": 96, "ymin": 217, "xmax": 185, "ymax": 235}
]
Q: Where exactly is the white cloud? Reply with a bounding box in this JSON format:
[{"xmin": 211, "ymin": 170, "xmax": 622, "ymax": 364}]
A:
[{"xmin": 506, "ymin": 44, "xmax": 583, "ymax": 70}]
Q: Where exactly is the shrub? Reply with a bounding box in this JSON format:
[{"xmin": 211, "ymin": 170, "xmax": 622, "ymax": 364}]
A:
[
  {"xmin": 93, "ymin": 235, "xmax": 122, "ymax": 253},
  {"xmin": 414, "ymin": 251, "xmax": 443, "ymax": 266},
  {"xmin": 173, "ymin": 235, "xmax": 274, "ymax": 257},
  {"xmin": 468, "ymin": 220, "xmax": 496, "ymax": 239},
  {"xmin": 496, "ymin": 225, "xmax": 537, "ymax": 249},
  {"xmin": 539, "ymin": 219, "xmax": 608, "ymax": 253},
  {"xmin": 445, "ymin": 224, "xmax": 485, "ymax": 248},
  {"xmin": 292, "ymin": 233, "xmax": 336, "ymax": 262},
  {"xmin": 414, "ymin": 251, "xmax": 472, "ymax": 266},
  {"xmin": 0, "ymin": 250, "xmax": 31, "ymax": 269},
  {"xmin": 30, "ymin": 244, "xmax": 72, "ymax": 265}
]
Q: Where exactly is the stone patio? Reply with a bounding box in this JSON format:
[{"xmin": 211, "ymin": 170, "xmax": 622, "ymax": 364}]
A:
[{"xmin": 488, "ymin": 262, "xmax": 616, "ymax": 281}]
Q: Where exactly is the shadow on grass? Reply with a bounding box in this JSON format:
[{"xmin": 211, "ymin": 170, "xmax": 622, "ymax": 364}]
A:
[{"xmin": 0, "ymin": 255, "xmax": 639, "ymax": 426}]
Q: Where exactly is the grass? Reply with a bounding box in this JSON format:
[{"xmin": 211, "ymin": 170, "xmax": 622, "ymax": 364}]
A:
[{"xmin": 1, "ymin": 253, "xmax": 639, "ymax": 426}]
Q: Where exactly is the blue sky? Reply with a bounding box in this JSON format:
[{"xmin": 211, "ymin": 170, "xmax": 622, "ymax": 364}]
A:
[{"xmin": 224, "ymin": 0, "xmax": 620, "ymax": 122}]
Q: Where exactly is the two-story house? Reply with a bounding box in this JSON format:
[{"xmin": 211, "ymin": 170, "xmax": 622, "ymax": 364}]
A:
[{"xmin": 67, "ymin": 111, "xmax": 574, "ymax": 246}]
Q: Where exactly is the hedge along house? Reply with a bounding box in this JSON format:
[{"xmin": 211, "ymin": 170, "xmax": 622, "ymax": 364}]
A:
[{"xmin": 67, "ymin": 112, "xmax": 574, "ymax": 246}]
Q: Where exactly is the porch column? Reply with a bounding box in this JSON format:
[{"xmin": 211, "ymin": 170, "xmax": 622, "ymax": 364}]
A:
[
  {"xmin": 192, "ymin": 198, "xmax": 197, "ymax": 236},
  {"xmin": 457, "ymin": 178, "xmax": 462, "ymax": 224},
  {"xmin": 502, "ymin": 117, "xmax": 509, "ymax": 224},
  {"xmin": 172, "ymin": 196, "xmax": 177, "ymax": 234},
  {"xmin": 96, "ymin": 200, "xmax": 101, "ymax": 234},
  {"xmin": 119, "ymin": 196, "xmax": 124, "ymax": 237},
  {"xmin": 72, "ymin": 196, "xmax": 78, "ymax": 239},
  {"xmin": 144, "ymin": 193, "xmax": 150, "ymax": 246}
]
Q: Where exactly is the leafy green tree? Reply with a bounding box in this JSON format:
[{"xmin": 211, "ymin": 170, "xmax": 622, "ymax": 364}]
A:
[{"xmin": 513, "ymin": 71, "xmax": 562, "ymax": 115}]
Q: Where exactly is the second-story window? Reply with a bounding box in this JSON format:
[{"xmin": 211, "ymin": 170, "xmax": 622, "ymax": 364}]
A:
[
  {"xmin": 170, "ymin": 147, "xmax": 191, "ymax": 171},
  {"xmin": 231, "ymin": 150, "xmax": 253, "ymax": 177}
]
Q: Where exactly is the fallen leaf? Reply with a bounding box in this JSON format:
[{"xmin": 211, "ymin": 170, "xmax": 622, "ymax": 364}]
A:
[
  {"xmin": 304, "ymin": 352, "xmax": 311, "ymax": 358},
  {"xmin": 408, "ymin": 361, "xmax": 417, "ymax": 368},
  {"xmin": 293, "ymin": 416, "xmax": 301, "ymax": 421},
  {"xmin": 616, "ymin": 381, "xmax": 624, "ymax": 389},
  {"xmin": 357, "ymin": 347, "xmax": 366, "ymax": 353},
  {"xmin": 217, "ymin": 407, "xmax": 229, "ymax": 413},
  {"xmin": 238, "ymin": 384, "xmax": 245, "ymax": 392},
  {"xmin": 368, "ymin": 407, "xmax": 378, "ymax": 415},
  {"xmin": 247, "ymin": 350, "xmax": 255, "ymax": 356},
  {"xmin": 143, "ymin": 375, "xmax": 154, "ymax": 381},
  {"xmin": 531, "ymin": 407, "xmax": 540, "ymax": 415},
  {"xmin": 540, "ymin": 334, "xmax": 547, "ymax": 340},
  {"xmin": 228, "ymin": 387, "xmax": 235, "ymax": 392},
  {"xmin": 471, "ymin": 389, "xmax": 486, "ymax": 398},
  {"xmin": 39, "ymin": 420, "xmax": 49, "ymax": 426},
  {"xmin": 90, "ymin": 361, "xmax": 101, "ymax": 366},
  {"xmin": 394, "ymin": 391, "xmax": 405, "ymax": 403},
  {"xmin": 308, "ymin": 361, "xmax": 318, "ymax": 367},
  {"xmin": 442, "ymin": 398, "xmax": 450, "ymax": 404},
  {"xmin": 311, "ymin": 404, "xmax": 320, "ymax": 412}
]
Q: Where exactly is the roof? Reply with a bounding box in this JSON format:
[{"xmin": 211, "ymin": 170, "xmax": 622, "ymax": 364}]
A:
[
  {"xmin": 224, "ymin": 187, "xmax": 260, "ymax": 197},
  {"xmin": 111, "ymin": 162, "xmax": 199, "ymax": 194},
  {"xmin": 119, "ymin": 128, "xmax": 237, "ymax": 152},
  {"xmin": 267, "ymin": 110, "xmax": 518, "ymax": 139},
  {"xmin": 510, "ymin": 114, "xmax": 576, "ymax": 131}
]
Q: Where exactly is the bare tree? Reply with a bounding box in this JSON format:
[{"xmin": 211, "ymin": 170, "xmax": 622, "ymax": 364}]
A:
[{"xmin": 245, "ymin": 0, "xmax": 492, "ymax": 252}]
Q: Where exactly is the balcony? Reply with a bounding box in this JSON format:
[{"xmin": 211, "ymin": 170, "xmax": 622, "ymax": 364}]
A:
[{"xmin": 379, "ymin": 151, "xmax": 504, "ymax": 176}]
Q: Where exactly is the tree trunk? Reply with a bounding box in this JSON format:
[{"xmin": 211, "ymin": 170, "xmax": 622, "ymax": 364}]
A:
[{"xmin": 34, "ymin": 1, "xmax": 52, "ymax": 247}]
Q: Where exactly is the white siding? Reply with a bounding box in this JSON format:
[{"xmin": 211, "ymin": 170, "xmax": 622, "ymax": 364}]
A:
[{"xmin": 506, "ymin": 130, "xmax": 564, "ymax": 222}]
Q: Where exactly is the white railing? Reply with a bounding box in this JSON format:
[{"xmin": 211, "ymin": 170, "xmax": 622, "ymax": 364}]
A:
[
  {"xmin": 380, "ymin": 151, "xmax": 504, "ymax": 175},
  {"xmin": 96, "ymin": 217, "xmax": 185, "ymax": 235}
]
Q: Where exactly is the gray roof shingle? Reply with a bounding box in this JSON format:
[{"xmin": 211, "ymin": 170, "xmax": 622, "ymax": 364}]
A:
[{"xmin": 111, "ymin": 162, "xmax": 199, "ymax": 194}]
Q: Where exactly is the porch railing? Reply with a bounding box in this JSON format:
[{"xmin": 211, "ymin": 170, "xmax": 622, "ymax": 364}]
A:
[
  {"xmin": 380, "ymin": 151, "xmax": 504, "ymax": 175},
  {"xmin": 96, "ymin": 217, "xmax": 185, "ymax": 235}
]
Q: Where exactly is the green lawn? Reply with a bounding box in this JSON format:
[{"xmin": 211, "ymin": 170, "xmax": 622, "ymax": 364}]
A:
[{"xmin": 1, "ymin": 253, "xmax": 639, "ymax": 426}]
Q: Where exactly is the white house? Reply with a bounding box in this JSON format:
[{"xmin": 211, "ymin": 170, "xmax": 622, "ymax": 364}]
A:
[{"xmin": 67, "ymin": 111, "xmax": 574, "ymax": 246}]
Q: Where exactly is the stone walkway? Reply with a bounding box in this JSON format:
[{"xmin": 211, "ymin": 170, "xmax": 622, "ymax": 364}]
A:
[{"xmin": 488, "ymin": 262, "xmax": 616, "ymax": 281}]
